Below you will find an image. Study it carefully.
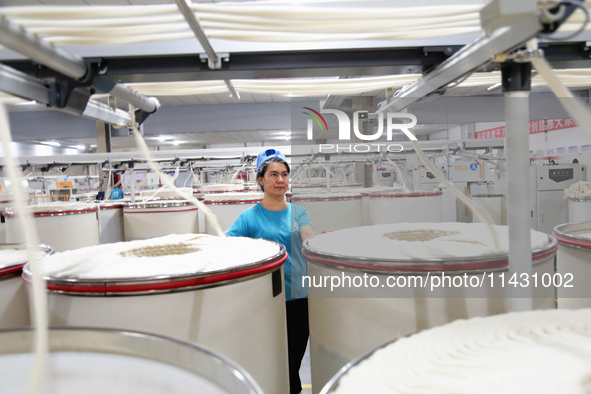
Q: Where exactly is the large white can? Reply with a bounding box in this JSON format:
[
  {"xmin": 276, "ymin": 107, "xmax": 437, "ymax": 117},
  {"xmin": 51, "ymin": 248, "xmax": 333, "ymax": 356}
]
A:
[
  {"xmin": 5, "ymin": 203, "xmax": 100, "ymax": 252},
  {"xmin": 0, "ymin": 327, "xmax": 262, "ymax": 393},
  {"xmin": 303, "ymin": 223, "xmax": 556, "ymax": 393},
  {"xmin": 123, "ymin": 200, "xmax": 199, "ymax": 241},
  {"xmin": 320, "ymin": 309, "xmax": 591, "ymax": 394},
  {"xmin": 291, "ymin": 193, "xmax": 363, "ymax": 231},
  {"xmin": 203, "ymin": 192, "xmax": 263, "ymax": 235},
  {"xmin": 471, "ymin": 194, "xmax": 503, "ymax": 225},
  {"xmin": 553, "ymin": 221, "xmax": 591, "ymax": 309},
  {"xmin": 366, "ymin": 191, "xmax": 443, "ymax": 225},
  {"xmin": 97, "ymin": 202, "xmax": 124, "ymax": 244},
  {"xmin": 0, "ymin": 193, "xmax": 18, "ymax": 244},
  {"xmin": 0, "ymin": 244, "xmax": 53, "ymax": 329},
  {"xmin": 23, "ymin": 234, "xmax": 289, "ymax": 394},
  {"xmin": 568, "ymin": 197, "xmax": 591, "ymax": 222}
]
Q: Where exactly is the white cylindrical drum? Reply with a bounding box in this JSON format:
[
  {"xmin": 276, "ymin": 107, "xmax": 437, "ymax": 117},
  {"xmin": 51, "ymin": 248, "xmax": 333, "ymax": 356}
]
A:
[
  {"xmin": 553, "ymin": 221, "xmax": 591, "ymax": 309},
  {"xmin": 5, "ymin": 203, "xmax": 100, "ymax": 252},
  {"xmin": 123, "ymin": 200, "xmax": 199, "ymax": 241},
  {"xmin": 358, "ymin": 187, "xmax": 402, "ymax": 226},
  {"xmin": 568, "ymin": 198, "xmax": 591, "ymax": 222},
  {"xmin": 303, "ymin": 223, "xmax": 556, "ymax": 393},
  {"xmin": 202, "ymin": 184, "xmax": 245, "ymax": 194},
  {"xmin": 24, "ymin": 234, "xmax": 289, "ymax": 394},
  {"xmin": 291, "ymin": 193, "xmax": 363, "ymax": 231},
  {"xmin": 471, "ymin": 194, "xmax": 503, "ymax": 225},
  {"xmin": 203, "ymin": 192, "xmax": 263, "ymax": 234},
  {"xmin": 97, "ymin": 202, "xmax": 124, "ymax": 244},
  {"xmin": 292, "ymin": 185, "xmax": 326, "ymax": 194},
  {"xmin": 367, "ymin": 191, "xmax": 443, "ymax": 225},
  {"xmin": 0, "ymin": 244, "xmax": 53, "ymax": 329},
  {"xmin": 320, "ymin": 309, "xmax": 591, "ymax": 394},
  {"xmin": 0, "ymin": 327, "xmax": 262, "ymax": 393},
  {"xmin": 0, "ymin": 193, "xmax": 18, "ymax": 244}
]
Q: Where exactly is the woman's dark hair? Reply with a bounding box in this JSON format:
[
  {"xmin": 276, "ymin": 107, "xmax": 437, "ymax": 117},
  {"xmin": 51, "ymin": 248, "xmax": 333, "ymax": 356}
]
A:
[{"xmin": 257, "ymin": 157, "xmax": 290, "ymax": 192}]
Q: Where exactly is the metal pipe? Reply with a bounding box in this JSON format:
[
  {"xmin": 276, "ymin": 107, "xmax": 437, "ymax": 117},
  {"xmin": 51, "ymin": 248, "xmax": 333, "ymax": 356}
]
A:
[
  {"xmin": 505, "ymin": 90, "xmax": 533, "ymax": 311},
  {"xmin": 0, "ymin": 64, "xmax": 48, "ymax": 104},
  {"xmin": 375, "ymin": 1, "xmax": 541, "ymax": 115},
  {"xmin": 174, "ymin": 0, "xmax": 219, "ymax": 68},
  {"xmin": 108, "ymin": 83, "xmax": 157, "ymax": 113},
  {"xmin": 224, "ymin": 80, "xmax": 240, "ymax": 102},
  {"xmin": 325, "ymin": 157, "xmax": 331, "ymax": 193},
  {"xmin": 0, "ymin": 15, "xmax": 87, "ymax": 79},
  {"xmin": 0, "ymin": 16, "xmax": 158, "ymax": 114}
]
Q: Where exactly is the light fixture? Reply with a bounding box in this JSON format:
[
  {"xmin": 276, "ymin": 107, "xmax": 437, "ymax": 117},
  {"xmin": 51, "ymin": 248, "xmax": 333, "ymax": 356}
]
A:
[
  {"xmin": 76, "ymin": 145, "xmax": 86, "ymax": 150},
  {"xmin": 44, "ymin": 141, "xmax": 61, "ymax": 147},
  {"xmin": 15, "ymin": 100, "xmax": 37, "ymax": 106},
  {"xmin": 157, "ymin": 135, "xmax": 169, "ymax": 142},
  {"xmin": 172, "ymin": 141, "xmax": 180, "ymax": 146}
]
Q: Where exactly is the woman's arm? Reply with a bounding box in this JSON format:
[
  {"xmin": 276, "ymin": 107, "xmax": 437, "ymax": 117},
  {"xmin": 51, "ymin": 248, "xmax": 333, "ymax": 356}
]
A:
[{"xmin": 300, "ymin": 224, "xmax": 317, "ymax": 243}]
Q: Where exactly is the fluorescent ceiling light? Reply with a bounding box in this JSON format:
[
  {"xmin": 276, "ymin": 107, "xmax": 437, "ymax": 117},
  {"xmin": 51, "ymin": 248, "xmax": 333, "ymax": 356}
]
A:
[
  {"xmin": 44, "ymin": 141, "xmax": 61, "ymax": 147},
  {"xmin": 76, "ymin": 145, "xmax": 86, "ymax": 150},
  {"xmin": 15, "ymin": 100, "xmax": 37, "ymax": 106},
  {"xmin": 172, "ymin": 141, "xmax": 180, "ymax": 145}
]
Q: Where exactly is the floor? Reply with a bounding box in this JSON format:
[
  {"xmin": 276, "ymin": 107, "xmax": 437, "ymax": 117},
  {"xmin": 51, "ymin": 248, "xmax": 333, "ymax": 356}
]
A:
[{"xmin": 299, "ymin": 339, "xmax": 312, "ymax": 394}]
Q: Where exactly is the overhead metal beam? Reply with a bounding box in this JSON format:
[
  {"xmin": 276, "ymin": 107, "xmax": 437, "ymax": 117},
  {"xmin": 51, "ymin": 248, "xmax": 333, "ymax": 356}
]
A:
[
  {"xmin": 2, "ymin": 48, "xmax": 450, "ymax": 84},
  {"xmin": 0, "ymin": 15, "xmax": 156, "ymax": 114},
  {"xmin": 5, "ymin": 41, "xmax": 590, "ymax": 85},
  {"xmin": 174, "ymin": 0, "xmax": 220, "ymax": 70},
  {"xmin": 0, "ymin": 64, "xmax": 48, "ymax": 104},
  {"xmin": 82, "ymin": 100, "xmax": 130, "ymax": 127},
  {"xmin": 0, "ymin": 15, "xmax": 88, "ymax": 79},
  {"xmin": 322, "ymin": 95, "xmax": 347, "ymax": 110},
  {"xmin": 375, "ymin": 1, "xmax": 543, "ymax": 114},
  {"xmin": 0, "ymin": 64, "xmax": 130, "ymax": 126}
]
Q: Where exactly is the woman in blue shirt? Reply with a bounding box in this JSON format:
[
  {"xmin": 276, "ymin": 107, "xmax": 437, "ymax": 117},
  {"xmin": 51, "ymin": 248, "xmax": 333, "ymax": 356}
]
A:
[{"xmin": 226, "ymin": 149, "xmax": 317, "ymax": 394}]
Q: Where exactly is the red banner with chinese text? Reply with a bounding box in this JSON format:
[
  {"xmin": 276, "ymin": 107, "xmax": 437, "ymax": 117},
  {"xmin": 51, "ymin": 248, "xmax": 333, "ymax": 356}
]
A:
[{"xmin": 474, "ymin": 119, "xmax": 576, "ymax": 139}]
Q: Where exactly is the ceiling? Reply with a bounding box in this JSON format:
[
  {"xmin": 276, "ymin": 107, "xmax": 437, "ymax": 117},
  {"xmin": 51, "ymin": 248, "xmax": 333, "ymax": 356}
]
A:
[{"xmin": 1, "ymin": 0, "xmax": 590, "ymax": 151}]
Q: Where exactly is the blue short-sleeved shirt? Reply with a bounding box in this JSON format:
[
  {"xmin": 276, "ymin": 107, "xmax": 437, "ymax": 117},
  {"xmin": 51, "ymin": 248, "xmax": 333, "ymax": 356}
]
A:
[
  {"xmin": 226, "ymin": 203, "xmax": 313, "ymax": 301},
  {"xmin": 110, "ymin": 188, "xmax": 123, "ymax": 200}
]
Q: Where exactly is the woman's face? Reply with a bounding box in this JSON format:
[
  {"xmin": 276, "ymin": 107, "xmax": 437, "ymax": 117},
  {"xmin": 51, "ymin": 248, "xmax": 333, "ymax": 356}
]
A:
[{"xmin": 259, "ymin": 162, "xmax": 289, "ymax": 197}]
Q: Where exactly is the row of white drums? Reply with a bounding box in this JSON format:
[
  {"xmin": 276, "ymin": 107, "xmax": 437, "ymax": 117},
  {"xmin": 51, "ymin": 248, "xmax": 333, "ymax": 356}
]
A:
[
  {"xmin": 3, "ymin": 217, "xmax": 589, "ymax": 393},
  {"xmin": 1, "ymin": 188, "xmax": 501, "ymax": 251},
  {"xmin": 2, "ymin": 193, "xmax": 265, "ymax": 252},
  {"xmin": 291, "ymin": 189, "xmax": 444, "ymax": 231}
]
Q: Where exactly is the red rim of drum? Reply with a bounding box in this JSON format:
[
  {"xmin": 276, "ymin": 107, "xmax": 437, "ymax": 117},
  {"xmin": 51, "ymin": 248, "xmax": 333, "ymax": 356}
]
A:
[
  {"xmin": 0, "ymin": 244, "xmax": 54, "ymax": 277},
  {"xmin": 4, "ymin": 208, "xmax": 98, "ymax": 218},
  {"xmin": 553, "ymin": 222, "xmax": 591, "ymax": 250},
  {"xmin": 22, "ymin": 246, "xmax": 287, "ymax": 296},
  {"xmin": 303, "ymin": 236, "xmax": 557, "ymax": 274}
]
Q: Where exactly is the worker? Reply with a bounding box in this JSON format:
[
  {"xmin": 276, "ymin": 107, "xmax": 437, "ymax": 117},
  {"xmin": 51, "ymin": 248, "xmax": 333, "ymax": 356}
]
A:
[
  {"xmin": 226, "ymin": 148, "xmax": 320, "ymax": 394},
  {"xmin": 110, "ymin": 186, "xmax": 123, "ymax": 200}
]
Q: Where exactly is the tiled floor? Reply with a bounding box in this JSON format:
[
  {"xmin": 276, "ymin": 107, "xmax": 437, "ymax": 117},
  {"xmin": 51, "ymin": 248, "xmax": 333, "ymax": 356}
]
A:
[{"xmin": 299, "ymin": 339, "xmax": 312, "ymax": 394}]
